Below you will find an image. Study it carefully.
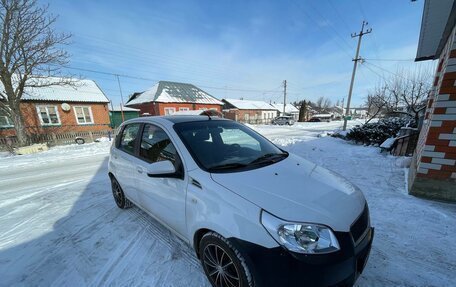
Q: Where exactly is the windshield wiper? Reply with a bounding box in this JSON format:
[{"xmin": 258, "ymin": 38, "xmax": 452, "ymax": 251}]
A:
[
  {"xmin": 249, "ymin": 152, "xmax": 288, "ymax": 165},
  {"xmin": 208, "ymin": 162, "xmax": 248, "ymax": 171}
]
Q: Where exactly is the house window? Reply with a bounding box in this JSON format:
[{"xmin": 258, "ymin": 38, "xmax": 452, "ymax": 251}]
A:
[
  {"xmin": 0, "ymin": 111, "xmax": 13, "ymax": 128},
  {"xmin": 74, "ymin": 106, "xmax": 94, "ymax": 124},
  {"xmin": 179, "ymin": 107, "xmax": 190, "ymax": 111},
  {"xmin": 37, "ymin": 106, "xmax": 60, "ymax": 125},
  {"xmin": 164, "ymin": 107, "xmax": 176, "ymax": 115}
]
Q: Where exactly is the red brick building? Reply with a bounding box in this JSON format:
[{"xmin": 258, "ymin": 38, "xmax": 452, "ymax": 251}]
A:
[
  {"xmin": 409, "ymin": 0, "xmax": 456, "ymax": 201},
  {"xmin": 0, "ymin": 79, "xmax": 111, "ymax": 138},
  {"xmin": 125, "ymin": 81, "xmax": 223, "ymax": 116}
]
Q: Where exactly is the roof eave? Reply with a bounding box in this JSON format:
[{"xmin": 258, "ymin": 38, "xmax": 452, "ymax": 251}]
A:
[{"xmin": 415, "ymin": 0, "xmax": 456, "ymax": 62}]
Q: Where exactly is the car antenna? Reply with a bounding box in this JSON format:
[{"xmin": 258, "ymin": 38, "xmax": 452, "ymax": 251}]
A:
[{"xmin": 202, "ymin": 110, "xmax": 212, "ymax": 120}]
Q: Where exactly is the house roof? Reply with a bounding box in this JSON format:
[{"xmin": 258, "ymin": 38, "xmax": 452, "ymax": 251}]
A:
[
  {"xmin": 0, "ymin": 77, "xmax": 109, "ymax": 103},
  {"xmin": 126, "ymin": 81, "xmax": 223, "ymax": 106},
  {"xmin": 416, "ymin": 0, "xmax": 455, "ymax": 61},
  {"xmin": 223, "ymin": 98, "xmax": 276, "ymax": 110},
  {"xmin": 270, "ymin": 103, "xmax": 299, "ymax": 113},
  {"xmin": 109, "ymin": 106, "xmax": 139, "ymax": 112}
]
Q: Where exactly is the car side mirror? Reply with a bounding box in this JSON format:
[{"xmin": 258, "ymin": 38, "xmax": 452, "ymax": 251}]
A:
[{"xmin": 147, "ymin": 160, "xmax": 177, "ymax": 178}]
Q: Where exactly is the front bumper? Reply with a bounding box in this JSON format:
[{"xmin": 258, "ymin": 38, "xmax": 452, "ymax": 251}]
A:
[{"xmin": 231, "ymin": 227, "xmax": 374, "ymax": 287}]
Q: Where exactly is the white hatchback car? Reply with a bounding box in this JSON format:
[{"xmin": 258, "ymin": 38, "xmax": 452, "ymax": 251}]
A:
[{"xmin": 108, "ymin": 115, "xmax": 374, "ymax": 287}]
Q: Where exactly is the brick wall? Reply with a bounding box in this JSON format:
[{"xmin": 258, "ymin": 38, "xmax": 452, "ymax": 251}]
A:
[
  {"xmin": 409, "ymin": 25, "xmax": 456, "ymax": 201},
  {"xmin": 127, "ymin": 102, "xmax": 222, "ymax": 116},
  {"xmin": 0, "ymin": 101, "xmax": 111, "ymax": 137}
]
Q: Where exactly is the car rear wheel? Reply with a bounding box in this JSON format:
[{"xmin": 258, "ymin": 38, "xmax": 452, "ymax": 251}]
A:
[
  {"xmin": 110, "ymin": 176, "xmax": 133, "ymax": 209},
  {"xmin": 199, "ymin": 232, "xmax": 254, "ymax": 287}
]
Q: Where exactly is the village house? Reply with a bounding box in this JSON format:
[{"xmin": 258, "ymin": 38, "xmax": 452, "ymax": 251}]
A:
[
  {"xmin": 125, "ymin": 81, "xmax": 223, "ymax": 116},
  {"xmin": 0, "ymin": 78, "xmax": 111, "ymax": 143},
  {"xmin": 270, "ymin": 103, "xmax": 300, "ymax": 121},
  {"xmin": 222, "ymin": 98, "xmax": 278, "ymax": 124},
  {"xmin": 409, "ymin": 0, "xmax": 456, "ymax": 201}
]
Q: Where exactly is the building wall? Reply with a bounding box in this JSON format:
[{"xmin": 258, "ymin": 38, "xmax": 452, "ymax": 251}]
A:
[
  {"xmin": 0, "ymin": 101, "xmax": 111, "ymax": 137},
  {"xmin": 223, "ymin": 109, "xmax": 277, "ymax": 124},
  {"xmin": 409, "ymin": 25, "xmax": 456, "ymax": 201},
  {"xmin": 127, "ymin": 102, "xmax": 222, "ymax": 116}
]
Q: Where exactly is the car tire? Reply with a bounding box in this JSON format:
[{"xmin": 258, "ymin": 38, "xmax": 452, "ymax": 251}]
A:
[
  {"xmin": 110, "ymin": 176, "xmax": 133, "ymax": 209},
  {"xmin": 199, "ymin": 232, "xmax": 254, "ymax": 287}
]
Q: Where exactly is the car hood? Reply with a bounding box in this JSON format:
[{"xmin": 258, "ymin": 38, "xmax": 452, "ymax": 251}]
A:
[{"xmin": 210, "ymin": 153, "xmax": 366, "ymax": 232}]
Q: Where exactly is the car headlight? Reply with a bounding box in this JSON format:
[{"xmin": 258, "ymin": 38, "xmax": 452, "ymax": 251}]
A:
[{"xmin": 261, "ymin": 210, "xmax": 340, "ymax": 254}]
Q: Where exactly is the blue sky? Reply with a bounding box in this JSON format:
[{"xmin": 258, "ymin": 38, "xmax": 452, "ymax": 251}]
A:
[{"xmin": 44, "ymin": 0, "xmax": 435, "ymax": 107}]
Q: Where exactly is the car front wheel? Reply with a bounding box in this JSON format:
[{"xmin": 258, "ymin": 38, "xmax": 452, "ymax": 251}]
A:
[
  {"xmin": 199, "ymin": 232, "xmax": 254, "ymax": 287},
  {"xmin": 110, "ymin": 176, "xmax": 133, "ymax": 209}
]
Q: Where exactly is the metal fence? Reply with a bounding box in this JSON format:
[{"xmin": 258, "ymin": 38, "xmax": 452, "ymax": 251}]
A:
[{"xmin": 0, "ymin": 130, "xmax": 113, "ymax": 150}]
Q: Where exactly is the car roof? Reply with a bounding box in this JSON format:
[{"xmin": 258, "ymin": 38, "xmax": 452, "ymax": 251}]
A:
[
  {"xmin": 162, "ymin": 115, "xmax": 230, "ymax": 123},
  {"xmin": 121, "ymin": 115, "xmax": 230, "ymax": 126}
]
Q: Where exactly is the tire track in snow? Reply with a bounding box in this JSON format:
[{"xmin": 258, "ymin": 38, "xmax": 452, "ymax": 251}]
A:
[
  {"xmin": 129, "ymin": 207, "xmax": 201, "ymax": 268},
  {"xmin": 91, "ymin": 228, "xmax": 144, "ymax": 287}
]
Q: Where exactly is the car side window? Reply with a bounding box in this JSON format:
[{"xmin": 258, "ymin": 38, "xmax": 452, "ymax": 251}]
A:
[
  {"xmin": 139, "ymin": 124, "xmax": 178, "ymax": 164},
  {"xmin": 118, "ymin": 123, "xmax": 141, "ymax": 154}
]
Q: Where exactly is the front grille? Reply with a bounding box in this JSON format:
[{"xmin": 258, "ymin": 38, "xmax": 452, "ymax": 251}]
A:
[{"xmin": 350, "ymin": 204, "xmax": 369, "ymax": 245}]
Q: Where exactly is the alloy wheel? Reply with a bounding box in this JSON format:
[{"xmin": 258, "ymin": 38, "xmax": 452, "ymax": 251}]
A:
[
  {"xmin": 203, "ymin": 243, "xmax": 241, "ymax": 287},
  {"xmin": 112, "ymin": 180, "xmax": 124, "ymax": 206}
]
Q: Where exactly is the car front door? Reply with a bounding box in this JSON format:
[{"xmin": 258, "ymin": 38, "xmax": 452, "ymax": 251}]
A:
[
  {"xmin": 112, "ymin": 123, "xmax": 141, "ymax": 203},
  {"xmin": 135, "ymin": 123, "xmax": 187, "ymax": 237}
]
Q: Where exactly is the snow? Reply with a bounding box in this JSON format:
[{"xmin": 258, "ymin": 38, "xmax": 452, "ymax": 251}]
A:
[
  {"xmin": 1, "ymin": 121, "xmax": 455, "ymax": 287},
  {"xmin": 126, "ymin": 81, "xmax": 223, "ymax": 106},
  {"xmin": 269, "ymin": 103, "xmax": 299, "ymax": 113},
  {"xmin": 224, "ymin": 98, "xmax": 275, "ymax": 110},
  {"xmin": 380, "ymin": 137, "xmax": 397, "ymax": 149},
  {"xmin": 109, "ymin": 106, "xmax": 139, "ymax": 112},
  {"xmin": 0, "ymin": 77, "xmax": 110, "ymax": 103}
]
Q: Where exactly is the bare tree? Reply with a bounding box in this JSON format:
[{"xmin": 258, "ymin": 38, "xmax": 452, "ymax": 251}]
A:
[
  {"xmin": 386, "ymin": 68, "xmax": 431, "ymax": 122},
  {"xmin": 0, "ymin": 0, "xmax": 71, "ymax": 146},
  {"xmin": 363, "ymin": 66, "xmax": 432, "ymax": 124},
  {"xmin": 315, "ymin": 96, "xmax": 332, "ymax": 113},
  {"xmin": 364, "ymin": 86, "xmax": 388, "ymax": 124}
]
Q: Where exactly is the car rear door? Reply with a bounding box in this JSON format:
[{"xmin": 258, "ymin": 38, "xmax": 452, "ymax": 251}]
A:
[
  {"xmin": 135, "ymin": 123, "xmax": 187, "ymax": 237},
  {"xmin": 111, "ymin": 123, "xmax": 142, "ymax": 203}
]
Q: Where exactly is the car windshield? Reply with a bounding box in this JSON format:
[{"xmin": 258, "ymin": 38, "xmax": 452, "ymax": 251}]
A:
[{"xmin": 174, "ymin": 120, "xmax": 288, "ymax": 172}]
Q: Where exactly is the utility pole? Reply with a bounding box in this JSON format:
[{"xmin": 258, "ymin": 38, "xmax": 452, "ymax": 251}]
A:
[
  {"xmin": 283, "ymin": 80, "xmax": 287, "ymax": 115},
  {"xmin": 341, "ymin": 97, "xmax": 345, "ymax": 116},
  {"xmin": 343, "ymin": 20, "xmax": 371, "ymax": 131},
  {"xmin": 116, "ymin": 74, "xmax": 125, "ymax": 122}
]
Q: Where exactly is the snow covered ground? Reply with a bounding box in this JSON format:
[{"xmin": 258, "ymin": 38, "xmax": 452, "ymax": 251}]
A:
[{"xmin": 0, "ymin": 121, "xmax": 455, "ymax": 287}]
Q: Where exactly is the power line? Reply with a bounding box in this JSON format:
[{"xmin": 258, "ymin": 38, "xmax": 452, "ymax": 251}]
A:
[
  {"xmin": 291, "ymin": 0, "xmax": 353, "ymax": 58},
  {"xmin": 325, "ymin": 0, "xmax": 352, "ymax": 35},
  {"xmin": 364, "ymin": 58, "xmax": 415, "ymax": 62},
  {"xmin": 54, "ymin": 64, "xmax": 289, "ymax": 94},
  {"xmin": 305, "ymin": 0, "xmax": 355, "ymax": 51},
  {"xmin": 362, "ymin": 61, "xmax": 409, "ymax": 80}
]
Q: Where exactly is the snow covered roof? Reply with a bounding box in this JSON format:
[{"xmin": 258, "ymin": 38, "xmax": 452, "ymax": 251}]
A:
[
  {"xmin": 126, "ymin": 81, "xmax": 223, "ymax": 106},
  {"xmin": 270, "ymin": 103, "xmax": 299, "ymax": 113},
  {"xmin": 0, "ymin": 77, "xmax": 109, "ymax": 103},
  {"xmin": 109, "ymin": 106, "xmax": 139, "ymax": 112},
  {"xmin": 223, "ymin": 98, "xmax": 276, "ymax": 110},
  {"xmin": 172, "ymin": 109, "xmax": 222, "ymax": 116}
]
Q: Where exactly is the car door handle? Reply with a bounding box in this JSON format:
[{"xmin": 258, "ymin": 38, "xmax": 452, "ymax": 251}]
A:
[{"xmin": 136, "ymin": 166, "xmax": 144, "ymax": 174}]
